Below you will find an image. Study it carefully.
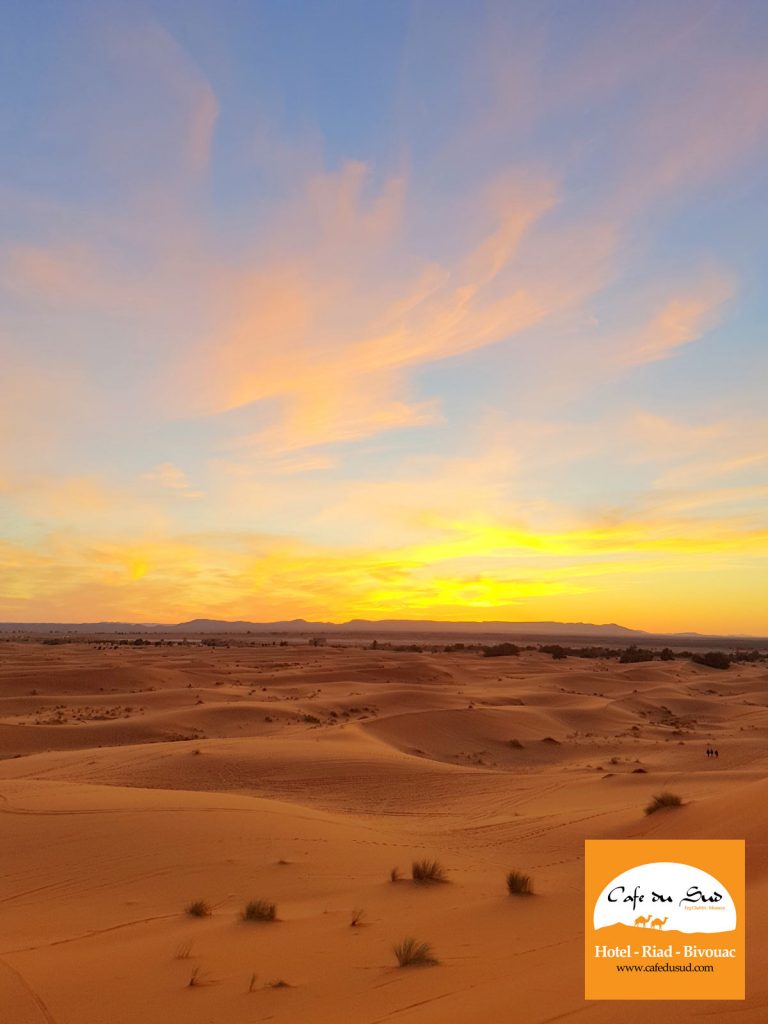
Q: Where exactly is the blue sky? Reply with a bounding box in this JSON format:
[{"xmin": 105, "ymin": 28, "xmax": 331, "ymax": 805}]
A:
[{"xmin": 1, "ymin": 0, "xmax": 767, "ymax": 630}]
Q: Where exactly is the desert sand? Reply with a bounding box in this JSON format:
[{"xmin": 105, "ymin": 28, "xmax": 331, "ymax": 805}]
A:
[{"xmin": 0, "ymin": 639, "xmax": 766, "ymax": 1023}]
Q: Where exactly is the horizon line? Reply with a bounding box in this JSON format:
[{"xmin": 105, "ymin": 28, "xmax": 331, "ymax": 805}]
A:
[{"xmin": 1, "ymin": 616, "xmax": 766, "ymax": 641}]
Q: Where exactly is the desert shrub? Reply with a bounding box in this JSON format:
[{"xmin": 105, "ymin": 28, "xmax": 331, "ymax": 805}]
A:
[
  {"xmin": 659, "ymin": 648, "xmax": 676, "ymax": 661},
  {"xmin": 508, "ymin": 738, "xmax": 524, "ymax": 749},
  {"xmin": 482, "ymin": 642, "xmax": 520, "ymax": 658},
  {"xmin": 411, "ymin": 859, "xmax": 447, "ymax": 884},
  {"xmin": 506, "ymin": 870, "xmax": 533, "ymax": 895},
  {"xmin": 619, "ymin": 646, "xmax": 654, "ymax": 663},
  {"xmin": 242, "ymin": 899, "xmax": 277, "ymax": 922},
  {"xmin": 645, "ymin": 792, "xmax": 683, "ymax": 815},
  {"xmin": 540, "ymin": 644, "xmax": 616, "ymax": 659},
  {"xmin": 185, "ymin": 900, "xmax": 211, "ymax": 918},
  {"xmin": 732, "ymin": 649, "xmax": 764, "ymax": 663},
  {"xmin": 692, "ymin": 651, "xmax": 731, "ymax": 670},
  {"xmin": 390, "ymin": 866, "xmax": 401, "ymax": 882},
  {"xmin": 393, "ymin": 936, "xmax": 438, "ymax": 967}
]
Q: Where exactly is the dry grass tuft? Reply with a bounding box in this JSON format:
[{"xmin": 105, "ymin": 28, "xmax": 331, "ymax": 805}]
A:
[
  {"xmin": 174, "ymin": 941, "xmax": 194, "ymax": 960},
  {"xmin": 506, "ymin": 870, "xmax": 534, "ymax": 895},
  {"xmin": 185, "ymin": 900, "xmax": 211, "ymax": 918},
  {"xmin": 411, "ymin": 859, "xmax": 447, "ymax": 884},
  {"xmin": 350, "ymin": 907, "xmax": 365, "ymax": 927},
  {"xmin": 242, "ymin": 899, "xmax": 277, "ymax": 922},
  {"xmin": 393, "ymin": 936, "xmax": 439, "ymax": 967},
  {"xmin": 390, "ymin": 866, "xmax": 401, "ymax": 882},
  {"xmin": 187, "ymin": 967, "xmax": 213, "ymax": 987},
  {"xmin": 645, "ymin": 791, "xmax": 683, "ymax": 815}
]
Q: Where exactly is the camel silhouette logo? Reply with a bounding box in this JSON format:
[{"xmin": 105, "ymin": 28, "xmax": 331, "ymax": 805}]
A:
[
  {"xmin": 593, "ymin": 862, "xmax": 736, "ymax": 935},
  {"xmin": 634, "ymin": 914, "xmax": 668, "ymax": 929}
]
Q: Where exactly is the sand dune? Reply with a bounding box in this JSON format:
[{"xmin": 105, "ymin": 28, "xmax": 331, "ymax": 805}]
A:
[{"xmin": 1, "ymin": 642, "xmax": 766, "ymax": 1022}]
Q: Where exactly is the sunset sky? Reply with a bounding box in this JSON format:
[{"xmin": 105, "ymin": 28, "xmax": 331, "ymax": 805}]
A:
[{"xmin": 1, "ymin": 0, "xmax": 767, "ymax": 632}]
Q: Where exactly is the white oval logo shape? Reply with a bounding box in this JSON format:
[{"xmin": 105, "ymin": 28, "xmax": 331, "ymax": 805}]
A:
[{"xmin": 593, "ymin": 861, "xmax": 736, "ymax": 934}]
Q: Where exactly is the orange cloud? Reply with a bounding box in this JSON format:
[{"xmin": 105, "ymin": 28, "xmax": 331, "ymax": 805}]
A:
[
  {"xmin": 622, "ymin": 276, "xmax": 735, "ymax": 365},
  {"xmin": 177, "ymin": 170, "xmax": 610, "ymax": 451}
]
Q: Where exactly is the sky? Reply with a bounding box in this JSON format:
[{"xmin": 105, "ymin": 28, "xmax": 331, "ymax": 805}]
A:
[{"xmin": 1, "ymin": 0, "xmax": 767, "ymax": 633}]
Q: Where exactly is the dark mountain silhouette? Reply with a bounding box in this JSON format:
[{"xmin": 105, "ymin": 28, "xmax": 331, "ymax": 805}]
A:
[
  {"xmin": 1, "ymin": 619, "xmax": 765, "ymax": 648},
  {"xmin": 173, "ymin": 618, "xmax": 649, "ymax": 636},
  {"xmin": 0, "ymin": 617, "xmax": 644, "ymax": 636}
]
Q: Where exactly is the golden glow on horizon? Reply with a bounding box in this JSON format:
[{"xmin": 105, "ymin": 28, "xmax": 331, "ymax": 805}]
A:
[{"xmin": 2, "ymin": 507, "xmax": 766, "ymax": 633}]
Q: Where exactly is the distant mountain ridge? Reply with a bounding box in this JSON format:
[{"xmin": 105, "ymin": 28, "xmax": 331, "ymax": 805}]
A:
[
  {"xmin": 1, "ymin": 618, "xmax": 764, "ymax": 644},
  {"xmin": 0, "ymin": 617, "xmax": 663, "ymax": 637},
  {"xmin": 173, "ymin": 618, "xmax": 647, "ymax": 637}
]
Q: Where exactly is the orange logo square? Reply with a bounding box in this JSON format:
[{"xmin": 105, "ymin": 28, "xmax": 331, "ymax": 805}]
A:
[{"xmin": 585, "ymin": 839, "xmax": 745, "ymax": 1000}]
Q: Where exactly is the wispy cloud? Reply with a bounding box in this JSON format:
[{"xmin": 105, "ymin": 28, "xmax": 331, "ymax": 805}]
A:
[
  {"xmin": 620, "ymin": 276, "xmax": 735, "ymax": 366},
  {"xmin": 143, "ymin": 463, "xmax": 204, "ymax": 499}
]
